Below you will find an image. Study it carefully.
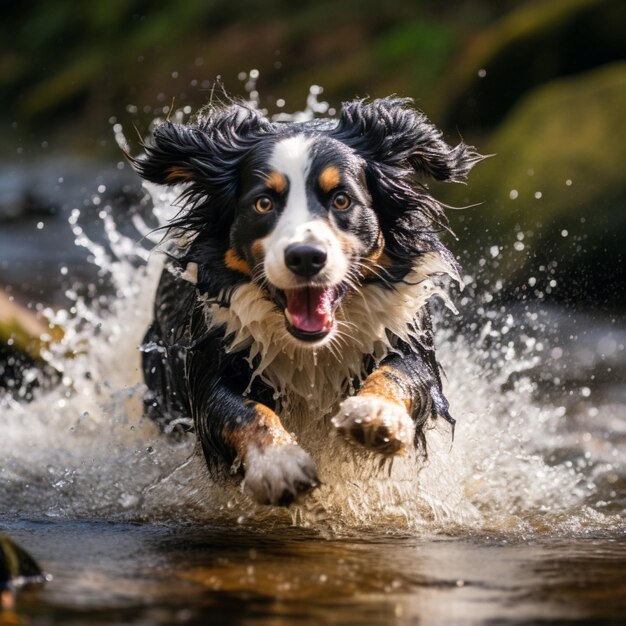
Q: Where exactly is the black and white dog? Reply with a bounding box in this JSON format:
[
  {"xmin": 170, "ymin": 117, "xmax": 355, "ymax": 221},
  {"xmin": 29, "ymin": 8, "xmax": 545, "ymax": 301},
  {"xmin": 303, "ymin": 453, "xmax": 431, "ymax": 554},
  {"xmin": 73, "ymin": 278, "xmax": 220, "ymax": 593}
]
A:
[{"xmin": 131, "ymin": 97, "xmax": 482, "ymax": 506}]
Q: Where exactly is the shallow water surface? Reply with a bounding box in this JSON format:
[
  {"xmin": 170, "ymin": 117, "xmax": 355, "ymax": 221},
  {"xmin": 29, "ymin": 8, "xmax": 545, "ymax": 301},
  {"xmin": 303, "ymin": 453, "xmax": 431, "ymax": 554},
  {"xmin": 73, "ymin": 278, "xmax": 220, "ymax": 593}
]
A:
[{"xmin": 5, "ymin": 522, "xmax": 625, "ymax": 625}]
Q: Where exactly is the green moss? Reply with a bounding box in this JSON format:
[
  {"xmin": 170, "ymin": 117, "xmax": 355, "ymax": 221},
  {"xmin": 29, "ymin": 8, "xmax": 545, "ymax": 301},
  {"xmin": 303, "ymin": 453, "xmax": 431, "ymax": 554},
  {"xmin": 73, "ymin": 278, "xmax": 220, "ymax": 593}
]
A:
[
  {"xmin": 0, "ymin": 318, "xmax": 43, "ymax": 361},
  {"xmin": 432, "ymin": 0, "xmax": 626, "ymax": 129},
  {"xmin": 371, "ymin": 21, "xmax": 454, "ymax": 90},
  {"xmin": 21, "ymin": 52, "xmax": 102, "ymax": 118},
  {"xmin": 462, "ymin": 62, "xmax": 626, "ymax": 222},
  {"xmin": 442, "ymin": 62, "xmax": 626, "ymax": 304}
]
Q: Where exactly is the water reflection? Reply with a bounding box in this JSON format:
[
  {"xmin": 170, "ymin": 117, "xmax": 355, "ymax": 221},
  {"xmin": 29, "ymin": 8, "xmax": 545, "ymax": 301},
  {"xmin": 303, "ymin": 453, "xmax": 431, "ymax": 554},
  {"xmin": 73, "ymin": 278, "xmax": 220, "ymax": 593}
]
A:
[{"xmin": 5, "ymin": 522, "xmax": 626, "ymax": 625}]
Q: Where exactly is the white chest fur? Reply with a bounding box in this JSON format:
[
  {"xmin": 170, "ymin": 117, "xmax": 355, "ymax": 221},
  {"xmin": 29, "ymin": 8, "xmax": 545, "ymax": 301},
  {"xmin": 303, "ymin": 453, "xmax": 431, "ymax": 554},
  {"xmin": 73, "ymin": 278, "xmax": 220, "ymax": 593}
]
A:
[{"xmin": 200, "ymin": 251, "xmax": 459, "ymax": 431}]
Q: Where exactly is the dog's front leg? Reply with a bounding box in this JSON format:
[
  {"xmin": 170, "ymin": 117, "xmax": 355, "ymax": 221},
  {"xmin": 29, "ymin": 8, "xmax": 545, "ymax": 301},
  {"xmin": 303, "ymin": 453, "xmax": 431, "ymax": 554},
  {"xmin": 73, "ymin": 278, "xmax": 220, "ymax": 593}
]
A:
[
  {"xmin": 228, "ymin": 401, "xmax": 321, "ymax": 506},
  {"xmin": 195, "ymin": 385, "xmax": 320, "ymax": 506},
  {"xmin": 332, "ymin": 346, "xmax": 447, "ymax": 456}
]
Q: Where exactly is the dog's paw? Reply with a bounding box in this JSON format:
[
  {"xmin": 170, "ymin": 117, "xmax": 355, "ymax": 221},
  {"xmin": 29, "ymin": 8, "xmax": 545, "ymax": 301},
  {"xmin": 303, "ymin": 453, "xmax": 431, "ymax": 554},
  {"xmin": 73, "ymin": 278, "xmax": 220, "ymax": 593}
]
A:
[
  {"xmin": 331, "ymin": 396, "xmax": 415, "ymax": 456},
  {"xmin": 243, "ymin": 444, "xmax": 320, "ymax": 506}
]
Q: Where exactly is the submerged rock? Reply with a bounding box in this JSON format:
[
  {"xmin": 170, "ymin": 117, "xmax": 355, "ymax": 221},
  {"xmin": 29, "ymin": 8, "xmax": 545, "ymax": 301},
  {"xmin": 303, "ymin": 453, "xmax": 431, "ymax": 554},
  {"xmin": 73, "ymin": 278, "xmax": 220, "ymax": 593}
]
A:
[
  {"xmin": 0, "ymin": 534, "xmax": 46, "ymax": 610},
  {"xmin": 443, "ymin": 62, "xmax": 626, "ymax": 307}
]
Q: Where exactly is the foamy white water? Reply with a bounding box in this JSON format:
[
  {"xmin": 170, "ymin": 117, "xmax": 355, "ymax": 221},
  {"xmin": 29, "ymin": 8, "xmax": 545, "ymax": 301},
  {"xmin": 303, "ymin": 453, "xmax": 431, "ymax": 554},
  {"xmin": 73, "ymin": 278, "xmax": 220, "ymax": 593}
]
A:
[{"xmin": 1, "ymin": 82, "xmax": 623, "ymax": 536}]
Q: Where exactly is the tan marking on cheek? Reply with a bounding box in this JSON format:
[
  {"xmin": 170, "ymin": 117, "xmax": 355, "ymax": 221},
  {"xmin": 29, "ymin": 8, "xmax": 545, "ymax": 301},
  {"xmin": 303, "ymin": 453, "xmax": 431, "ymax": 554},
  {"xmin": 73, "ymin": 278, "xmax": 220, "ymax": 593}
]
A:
[
  {"xmin": 223, "ymin": 402, "xmax": 296, "ymax": 461},
  {"xmin": 368, "ymin": 233, "xmax": 385, "ymax": 263},
  {"xmin": 378, "ymin": 252, "xmax": 393, "ymax": 268},
  {"xmin": 358, "ymin": 365, "xmax": 412, "ymax": 412},
  {"xmin": 224, "ymin": 249, "xmax": 252, "ymax": 276},
  {"xmin": 165, "ymin": 166, "xmax": 194, "ymax": 183},
  {"xmin": 319, "ymin": 166, "xmax": 341, "ymax": 193},
  {"xmin": 362, "ymin": 233, "xmax": 386, "ymax": 277},
  {"xmin": 265, "ymin": 171, "xmax": 287, "ymax": 194},
  {"xmin": 250, "ymin": 238, "xmax": 266, "ymax": 263}
]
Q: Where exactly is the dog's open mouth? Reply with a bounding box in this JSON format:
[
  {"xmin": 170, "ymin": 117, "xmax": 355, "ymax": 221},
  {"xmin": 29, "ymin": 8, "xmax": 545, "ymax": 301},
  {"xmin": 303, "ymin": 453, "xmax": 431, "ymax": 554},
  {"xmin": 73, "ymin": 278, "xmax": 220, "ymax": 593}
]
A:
[{"xmin": 276, "ymin": 286, "xmax": 343, "ymax": 342}]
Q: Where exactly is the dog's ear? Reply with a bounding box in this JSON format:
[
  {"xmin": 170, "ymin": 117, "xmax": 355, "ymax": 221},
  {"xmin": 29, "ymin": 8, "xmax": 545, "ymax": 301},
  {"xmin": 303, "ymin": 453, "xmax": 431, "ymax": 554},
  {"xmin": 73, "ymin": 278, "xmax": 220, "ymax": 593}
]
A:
[
  {"xmin": 332, "ymin": 98, "xmax": 483, "ymax": 183},
  {"xmin": 129, "ymin": 104, "xmax": 273, "ymax": 193}
]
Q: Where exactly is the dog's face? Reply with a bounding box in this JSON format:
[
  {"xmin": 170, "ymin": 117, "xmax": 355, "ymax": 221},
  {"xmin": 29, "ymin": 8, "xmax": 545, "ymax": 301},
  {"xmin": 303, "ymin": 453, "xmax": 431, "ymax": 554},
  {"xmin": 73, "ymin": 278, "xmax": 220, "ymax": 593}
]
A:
[
  {"xmin": 229, "ymin": 134, "xmax": 380, "ymax": 343},
  {"xmin": 132, "ymin": 98, "xmax": 482, "ymax": 346}
]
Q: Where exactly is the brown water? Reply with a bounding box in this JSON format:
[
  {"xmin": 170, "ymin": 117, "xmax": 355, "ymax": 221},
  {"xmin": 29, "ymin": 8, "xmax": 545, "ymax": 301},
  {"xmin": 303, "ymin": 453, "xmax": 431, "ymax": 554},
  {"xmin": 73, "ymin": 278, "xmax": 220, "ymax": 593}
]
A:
[{"xmin": 4, "ymin": 522, "xmax": 625, "ymax": 626}]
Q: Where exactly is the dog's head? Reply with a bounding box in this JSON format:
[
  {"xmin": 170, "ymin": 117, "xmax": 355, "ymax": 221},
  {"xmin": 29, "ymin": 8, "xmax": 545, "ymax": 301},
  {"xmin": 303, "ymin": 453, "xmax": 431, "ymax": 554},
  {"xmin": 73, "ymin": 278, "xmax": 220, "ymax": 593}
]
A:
[{"xmin": 132, "ymin": 98, "xmax": 482, "ymax": 346}]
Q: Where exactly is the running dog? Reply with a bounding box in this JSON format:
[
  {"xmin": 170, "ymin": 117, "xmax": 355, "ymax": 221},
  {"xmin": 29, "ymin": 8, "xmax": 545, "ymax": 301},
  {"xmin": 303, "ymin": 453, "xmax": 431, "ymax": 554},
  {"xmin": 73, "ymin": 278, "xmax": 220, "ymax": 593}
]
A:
[{"xmin": 131, "ymin": 97, "xmax": 482, "ymax": 506}]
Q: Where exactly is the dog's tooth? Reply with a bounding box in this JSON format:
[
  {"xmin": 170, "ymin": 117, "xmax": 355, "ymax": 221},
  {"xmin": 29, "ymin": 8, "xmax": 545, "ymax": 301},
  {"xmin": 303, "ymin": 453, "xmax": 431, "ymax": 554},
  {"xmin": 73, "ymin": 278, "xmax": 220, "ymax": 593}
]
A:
[{"xmin": 284, "ymin": 308, "xmax": 294, "ymax": 325}]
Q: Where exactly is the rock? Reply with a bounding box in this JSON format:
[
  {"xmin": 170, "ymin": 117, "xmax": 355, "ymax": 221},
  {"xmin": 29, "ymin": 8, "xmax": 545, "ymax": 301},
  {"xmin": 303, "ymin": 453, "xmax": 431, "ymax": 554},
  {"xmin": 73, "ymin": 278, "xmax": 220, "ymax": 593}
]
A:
[
  {"xmin": 0, "ymin": 533, "xmax": 45, "ymax": 609},
  {"xmin": 0, "ymin": 291, "xmax": 48, "ymax": 360},
  {"xmin": 432, "ymin": 0, "xmax": 626, "ymax": 131},
  {"xmin": 0, "ymin": 290, "xmax": 60, "ymax": 398},
  {"xmin": 442, "ymin": 62, "xmax": 626, "ymax": 307}
]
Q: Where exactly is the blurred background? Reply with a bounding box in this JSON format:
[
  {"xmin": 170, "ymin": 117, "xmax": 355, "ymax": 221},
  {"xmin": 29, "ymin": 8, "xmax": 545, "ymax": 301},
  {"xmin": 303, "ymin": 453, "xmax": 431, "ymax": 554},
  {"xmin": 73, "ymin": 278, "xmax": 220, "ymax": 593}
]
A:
[
  {"xmin": 2, "ymin": 3, "xmax": 626, "ymax": 618},
  {"xmin": 1, "ymin": 0, "xmax": 625, "ymax": 383}
]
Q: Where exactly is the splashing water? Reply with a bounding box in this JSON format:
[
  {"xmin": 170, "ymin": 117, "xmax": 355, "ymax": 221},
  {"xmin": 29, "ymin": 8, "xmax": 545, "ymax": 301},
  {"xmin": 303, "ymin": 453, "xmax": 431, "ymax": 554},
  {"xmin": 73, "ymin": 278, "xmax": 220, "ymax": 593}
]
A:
[{"xmin": 0, "ymin": 77, "xmax": 623, "ymax": 536}]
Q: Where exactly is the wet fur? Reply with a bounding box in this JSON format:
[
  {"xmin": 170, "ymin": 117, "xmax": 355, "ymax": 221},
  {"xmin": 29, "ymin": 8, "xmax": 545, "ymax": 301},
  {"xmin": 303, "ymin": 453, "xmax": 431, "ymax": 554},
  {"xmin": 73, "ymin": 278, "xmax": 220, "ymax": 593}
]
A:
[{"xmin": 131, "ymin": 97, "xmax": 482, "ymax": 505}]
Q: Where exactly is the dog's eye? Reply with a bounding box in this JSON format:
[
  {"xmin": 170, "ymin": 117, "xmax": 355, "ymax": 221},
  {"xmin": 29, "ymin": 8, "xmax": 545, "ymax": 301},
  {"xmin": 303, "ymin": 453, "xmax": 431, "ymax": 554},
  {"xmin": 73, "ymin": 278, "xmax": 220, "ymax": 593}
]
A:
[
  {"xmin": 254, "ymin": 196, "xmax": 274, "ymax": 214},
  {"xmin": 332, "ymin": 192, "xmax": 351, "ymax": 211}
]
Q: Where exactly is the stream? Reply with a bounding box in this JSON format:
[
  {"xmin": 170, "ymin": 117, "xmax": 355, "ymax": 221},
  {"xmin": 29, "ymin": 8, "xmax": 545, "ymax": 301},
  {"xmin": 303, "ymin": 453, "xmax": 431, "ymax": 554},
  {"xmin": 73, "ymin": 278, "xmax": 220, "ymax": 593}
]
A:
[{"xmin": 1, "ymin": 89, "xmax": 624, "ymax": 625}]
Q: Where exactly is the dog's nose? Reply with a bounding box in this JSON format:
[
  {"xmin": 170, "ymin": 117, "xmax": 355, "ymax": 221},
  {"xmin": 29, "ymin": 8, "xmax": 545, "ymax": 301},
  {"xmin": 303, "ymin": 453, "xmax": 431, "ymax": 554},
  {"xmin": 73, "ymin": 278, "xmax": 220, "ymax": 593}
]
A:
[{"xmin": 284, "ymin": 244, "xmax": 327, "ymax": 277}]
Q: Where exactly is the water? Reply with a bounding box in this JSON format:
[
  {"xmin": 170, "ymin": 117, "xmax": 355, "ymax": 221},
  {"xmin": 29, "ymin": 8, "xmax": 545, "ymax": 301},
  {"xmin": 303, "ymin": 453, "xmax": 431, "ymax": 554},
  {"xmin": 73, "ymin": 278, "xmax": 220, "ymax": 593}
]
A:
[
  {"xmin": 1, "ymin": 80, "xmax": 624, "ymax": 623},
  {"xmin": 4, "ymin": 523, "xmax": 625, "ymax": 625}
]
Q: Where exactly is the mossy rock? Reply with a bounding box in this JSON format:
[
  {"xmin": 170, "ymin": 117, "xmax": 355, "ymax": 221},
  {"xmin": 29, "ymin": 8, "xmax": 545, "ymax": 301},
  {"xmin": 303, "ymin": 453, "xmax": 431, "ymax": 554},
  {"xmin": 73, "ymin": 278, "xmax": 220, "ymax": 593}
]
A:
[
  {"xmin": 442, "ymin": 62, "xmax": 626, "ymax": 307},
  {"xmin": 0, "ymin": 291, "xmax": 62, "ymax": 396},
  {"xmin": 0, "ymin": 534, "xmax": 45, "ymax": 591},
  {"xmin": 0, "ymin": 291, "xmax": 48, "ymax": 360},
  {"xmin": 432, "ymin": 0, "xmax": 626, "ymax": 131}
]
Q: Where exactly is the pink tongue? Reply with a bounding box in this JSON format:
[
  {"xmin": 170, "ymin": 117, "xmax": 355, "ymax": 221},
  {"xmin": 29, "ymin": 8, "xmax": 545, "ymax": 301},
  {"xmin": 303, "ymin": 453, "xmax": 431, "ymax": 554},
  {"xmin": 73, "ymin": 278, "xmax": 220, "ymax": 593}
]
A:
[{"xmin": 286, "ymin": 287, "xmax": 334, "ymax": 333}]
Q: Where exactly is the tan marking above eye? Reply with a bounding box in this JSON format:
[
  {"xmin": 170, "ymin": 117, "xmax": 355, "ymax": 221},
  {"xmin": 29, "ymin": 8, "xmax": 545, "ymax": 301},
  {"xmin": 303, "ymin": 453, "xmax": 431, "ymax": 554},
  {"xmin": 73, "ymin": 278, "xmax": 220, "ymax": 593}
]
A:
[
  {"xmin": 254, "ymin": 196, "xmax": 274, "ymax": 213},
  {"xmin": 332, "ymin": 192, "xmax": 351, "ymax": 210},
  {"xmin": 319, "ymin": 166, "xmax": 341, "ymax": 193},
  {"xmin": 265, "ymin": 171, "xmax": 287, "ymax": 194}
]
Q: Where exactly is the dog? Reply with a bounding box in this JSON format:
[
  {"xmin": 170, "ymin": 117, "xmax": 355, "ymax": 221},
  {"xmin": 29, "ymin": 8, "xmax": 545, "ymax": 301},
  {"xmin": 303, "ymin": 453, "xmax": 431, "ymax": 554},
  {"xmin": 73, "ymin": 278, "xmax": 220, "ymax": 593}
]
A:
[{"xmin": 131, "ymin": 97, "xmax": 482, "ymax": 507}]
